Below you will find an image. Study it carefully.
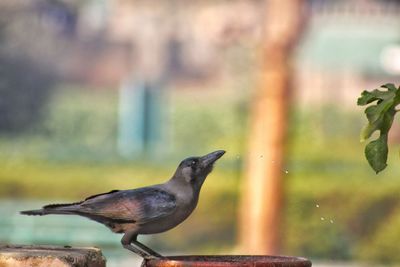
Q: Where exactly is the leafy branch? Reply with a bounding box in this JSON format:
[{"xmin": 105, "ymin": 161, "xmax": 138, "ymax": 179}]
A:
[{"xmin": 357, "ymin": 83, "xmax": 400, "ymax": 173}]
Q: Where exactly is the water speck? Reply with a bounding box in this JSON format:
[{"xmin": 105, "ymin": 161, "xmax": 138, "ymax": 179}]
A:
[
  {"xmin": 285, "ymin": 170, "xmax": 289, "ymax": 174},
  {"xmin": 316, "ymin": 204, "xmax": 320, "ymax": 208},
  {"xmin": 236, "ymin": 155, "xmax": 240, "ymax": 159},
  {"xmin": 320, "ymin": 217, "xmax": 325, "ymax": 221},
  {"xmin": 330, "ymin": 219, "xmax": 334, "ymax": 224}
]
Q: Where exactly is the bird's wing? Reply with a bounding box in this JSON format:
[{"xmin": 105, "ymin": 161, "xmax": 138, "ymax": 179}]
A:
[{"xmin": 77, "ymin": 187, "xmax": 177, "ymax": 224}]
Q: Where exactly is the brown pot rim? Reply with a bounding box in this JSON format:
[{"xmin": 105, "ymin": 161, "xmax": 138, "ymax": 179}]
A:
[{"xmin": 144, "ymin": 255, "xmax": 312, "ymax": 267}]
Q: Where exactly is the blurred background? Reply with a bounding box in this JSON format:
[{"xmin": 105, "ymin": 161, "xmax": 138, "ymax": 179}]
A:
[{"xmin": 1, "ymin": 0, "xmax": 400, "ymax": 266}]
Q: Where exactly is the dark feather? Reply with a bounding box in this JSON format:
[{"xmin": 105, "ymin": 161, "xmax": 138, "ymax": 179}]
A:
[
  {"xmin": 20, "ymin": 209, "xmax": 45, "ymax": 216},
  {"xmin": 85, "ymin": 190, "xmax": 120, "ymax": 201},
  {"xmin": 43, "ymin": 201, "xmax": 83, "ymax": 209},
  {"xmin": 40, "ymin": 190, "xmax": 120, "ymax": 210}
]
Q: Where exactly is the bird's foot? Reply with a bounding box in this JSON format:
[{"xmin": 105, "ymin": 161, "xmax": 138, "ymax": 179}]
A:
[
  {"xmin": 123, "ymin": 244, "xmax": 150, "ymax": 259},
  {"xmin": 123, "ymin": 244, "xmax": 164, "ymax": 260},
  {"xmin": 133, "ymin": 240, "xmax": 163, "ymax": 258}
]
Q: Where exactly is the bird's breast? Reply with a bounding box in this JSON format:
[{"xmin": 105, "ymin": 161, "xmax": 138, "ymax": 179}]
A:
[{"xmin": 137, "ymin": 188, "xmax": 198, "ymax": 235}]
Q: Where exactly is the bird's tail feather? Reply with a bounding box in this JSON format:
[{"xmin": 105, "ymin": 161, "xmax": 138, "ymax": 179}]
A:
[
  {"xmin": 20, "ymin": 201, "xmax": 82, "ymax": 216},
  {"xmin": 20, "ymin": 209, "xmax": 47, "ymax": 216}
]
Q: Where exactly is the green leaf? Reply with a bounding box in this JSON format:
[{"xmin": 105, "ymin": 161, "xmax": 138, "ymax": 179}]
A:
[
  {"xmin": 357, "ymin": 90, "xmax": 378, "ymax": 105},
  {"xmin": 358, "ymin": 90, "xmax": 379, "ymax": 106},
  {"xmin": 380, "ymin": 109, "xmax": 396, "ymax": 134},
  {"xmin": 357, "ymin": 88, "xmax": 396, "ymax": 106},
  {"xmin": 360, "ymin": 122, "xmax": 379, "ymax": 142},
  {"xmin": 358, "ymin": 83, "xmax": 400, "ymax": 173},
  {"xmin": 365, "ymin": 134, "xmax": 388, "ymax": 174},
  {"xmin": 365, "ymin": 103, "xmax": 389, "ymax": 124},
  {"xmin": 395, "ymin": 87, "xmax": 400, "ymax": 103},
  {"xmin": 382, "ymin": 83, "xmax": 397, "ymax": 92}
]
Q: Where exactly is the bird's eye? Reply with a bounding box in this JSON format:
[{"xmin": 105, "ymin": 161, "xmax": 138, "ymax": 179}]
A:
[{"xmin": 190, "ymin": 161, "xmax": 196, "ymax": 167}]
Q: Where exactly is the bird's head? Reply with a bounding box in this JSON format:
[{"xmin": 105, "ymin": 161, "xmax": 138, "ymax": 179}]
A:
[{"xmin": 174, "ymin": 150, "xmax": 225, "ymax": 187}]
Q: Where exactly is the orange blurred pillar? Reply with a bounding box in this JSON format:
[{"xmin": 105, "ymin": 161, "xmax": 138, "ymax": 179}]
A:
[{"xmin": 239, "ymin": 0, "xmax": 307, "ymax": 254}]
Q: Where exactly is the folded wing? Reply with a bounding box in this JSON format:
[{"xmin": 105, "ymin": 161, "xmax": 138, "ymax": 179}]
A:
[{"xmin": 77, "ymin": 187, "xmax": 177, "ymax": 224}]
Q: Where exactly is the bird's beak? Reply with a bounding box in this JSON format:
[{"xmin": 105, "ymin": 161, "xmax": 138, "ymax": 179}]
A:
[{"xmin": 200, "ymin": 150, "xmax": 226, "ymax": 168}]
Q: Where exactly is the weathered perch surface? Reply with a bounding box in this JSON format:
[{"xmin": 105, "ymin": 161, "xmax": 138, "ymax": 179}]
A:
[
  {"xmin": 143, "ymin": 255, "xmax": 312, "ymax": 267},
  {"xmin": 0, "ymin": 245, "xmax": 106, "ymax": 267}
]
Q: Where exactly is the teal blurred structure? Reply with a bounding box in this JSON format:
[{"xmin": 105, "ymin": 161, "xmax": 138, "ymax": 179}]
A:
[{"xmin": 118, "ymin": 80, "xmax": 167, "ymax": 158}]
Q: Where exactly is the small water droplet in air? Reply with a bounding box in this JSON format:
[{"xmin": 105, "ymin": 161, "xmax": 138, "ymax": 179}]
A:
[
  {"xmin": 285, "ymin": 170, "xmax": 289, "ymax": 174},
  {"xmin": 330, "ymin": 219, "xmax": 334, "ymax": 224},
  {"xmin": 320, "ymin": 217, "xmax": 325, "ymax": 221},
  {"xmin": 316, "ymin": 204, "xmax": 320, "ymax": 208}
]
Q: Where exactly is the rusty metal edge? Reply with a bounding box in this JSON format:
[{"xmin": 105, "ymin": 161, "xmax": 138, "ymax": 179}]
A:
[{"xmin": 142, "ymin": 255, "xmax": 312, "ymax": 267}]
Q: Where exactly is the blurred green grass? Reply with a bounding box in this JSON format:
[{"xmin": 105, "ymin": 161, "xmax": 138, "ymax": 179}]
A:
[
  {"xmin": 1, "ymin": 86, "xmax": 400, "ymax": 263},
  {"xmin": 286, "ymin": 135, "xmax": 400, "ymax": 263}
]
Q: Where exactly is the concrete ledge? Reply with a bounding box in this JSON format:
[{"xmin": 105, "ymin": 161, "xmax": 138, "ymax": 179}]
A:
[{"xmin": 0, "ymin": 245, "xmax": 106, "ymax": 267}]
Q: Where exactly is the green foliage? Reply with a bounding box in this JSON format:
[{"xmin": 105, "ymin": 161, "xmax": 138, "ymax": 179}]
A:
[
  {"xmin": 285, "ymin": 175, "xmax": 400, "ymax": 262},
  {"xmin": 357, "ymin": 83, "xmax": 400, "ymax": 173},
  {"xmin": 286, "ymin": 129, "xmax": 400, "ymax": 263},
  {"xmin": 357, "ymin": 210, "xmax": 400, "ymax": 263}
]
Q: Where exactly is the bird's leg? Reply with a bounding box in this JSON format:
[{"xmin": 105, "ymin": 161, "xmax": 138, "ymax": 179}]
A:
[
  {"xmin": 121, "ymin": 233, "xmax": 151, "ymax": 259},
  {"xmin": 132, "ymin": 239, "xmax": 163, "ymax": 258},
  {"xmin": 121, "ymin": 232, "xmax": 163, "ymax": 260}
]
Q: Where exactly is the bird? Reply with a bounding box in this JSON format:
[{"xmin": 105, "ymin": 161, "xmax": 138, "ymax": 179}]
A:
[{"xmin": 20, "ymin": 150, "xmax": 225, "ymax": 259}]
